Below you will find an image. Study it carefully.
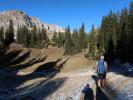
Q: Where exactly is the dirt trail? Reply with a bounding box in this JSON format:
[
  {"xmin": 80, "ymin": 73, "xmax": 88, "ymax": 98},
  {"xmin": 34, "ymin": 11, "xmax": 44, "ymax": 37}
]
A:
[
  {"xmin": 10, "ymin": 68, "xmax": 110, "ymax": 100},
  {"xmin": 1, "ymin": 64, "xmax": 132, "ymax": 100}
]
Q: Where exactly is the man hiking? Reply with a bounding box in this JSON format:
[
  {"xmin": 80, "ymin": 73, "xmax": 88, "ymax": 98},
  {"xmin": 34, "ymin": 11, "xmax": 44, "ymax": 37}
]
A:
[
  {"xmin": 82, "ymin": 84, "xmax": 94, "ymax": 100},
  {"xmin": 96, "ymin": 55, "xmax": 107, "ymax": 88}
]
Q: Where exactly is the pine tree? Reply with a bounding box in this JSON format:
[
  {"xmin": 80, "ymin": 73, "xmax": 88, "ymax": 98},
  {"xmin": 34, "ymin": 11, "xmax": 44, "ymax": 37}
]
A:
[
  {"xmin": 37, "ymin": 29, "xmax": 42, "ymax": 48},
  {"xmin": 0, "ymin": 27, "xmax": 4, "ymax": 49},
  {"xmin": 17, "ymin": 24, "xmax": 21, "ymax": 43},
  {"xmin": 98, "ymin": 17, "xmax": 106, "ymax": 54},
  {"xmin": 88, "ymin": 25, "xmax": 97, "ymax": 59},
  {"xmin": 41, "ymin": 28, "xmax": 49, "ymax": 48},
  {"xmin": 52, "ymin": 31, "xmax": 58, "ymax": 46},
  {"xmin": 57, "ymin": 31, "xmax": 62, "ymax": 48},
  {"xmin": 64, "ymin": 26, "xmax": 73, "ymax": 54},
  {"xmin": 0, "ymin": 27, "xmax": 4, "ymax": 43},
  {"xmin": 29, "ymin": 25, "xmax": 37, "ymax": 47},
  {"xmin": 79, "ymin": 22, "xmax": 87, "ymax": 50},
  {"xmin": 23, "ymin": 26, "xmax": 30, "ymax": 47},
  {"xmin": 127, "ymin": 2, "xmax": 133, "ymax": 62},
  {"xmin": 5, "ymin": 20, "xmax": 14, "ymax": 45},
  {"xmin": 107, "ymin": 38, "xmax": 115, "ymax": 61},
  {"xmin": 72, "ymin": 29, "xmax": 81, "ymax": 53},
  {"xmin": 97, "ymin": 11, "xmax": 119, "ymax": 61},
  {"xmin": 116, "ymin": 8, "xmax": 128, "ymax": 62},
  {"xmin": 17, "ymin": 25, "xmax": 30, "ymax": 47},
  {"xmin": 33, "ymin": 25, "xmax": 38, "ymax": 45},
  {"xmin": 16, "ymin": 24, "xmax": 50, "ymax": 49}
]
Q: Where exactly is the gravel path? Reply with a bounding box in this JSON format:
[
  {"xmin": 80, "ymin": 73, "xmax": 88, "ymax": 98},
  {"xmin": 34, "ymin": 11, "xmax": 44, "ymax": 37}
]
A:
[{"xmin": 0, "ymin": 67, "xmax": 132, "ymax": 100}]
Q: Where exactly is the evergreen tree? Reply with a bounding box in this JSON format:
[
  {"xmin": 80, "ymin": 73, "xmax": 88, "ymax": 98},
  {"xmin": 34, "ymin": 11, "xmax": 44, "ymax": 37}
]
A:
[
  {"xmin": 116, "ymin": 8, "xmax": 128, "ymax": 62},
  {"xmin": 79, "ymin": 22, "xmax": 87, "ymax": 50},
  {"xmin": 17, "ymin": 24, "xmax": 50, "ymax": 49},
  {"xmin": 17, "ymin": 25, "xmax": 30, "ymax": 47},
  {"xmin": 52, "ymin": 31, "xmax": 58, "ymax": 46},
  {"xmin": 0, "ymin": 27, "xmax": 4, "ymax": 43},
  {"xmin": 64, "ymin": 26, "xmax": 73, "ymax": 54},
  {"xmin": 96, "ymin": 11, "xmax": 119, "ymax": 61},
  {"xmin": 87, "ymin": 2, "xmax": 133, "ymax": 62},
  {"xmin": 60, "ymin": 32, "xmax": 65, "ymax": 47},
  {"xmin": 23, "ymin": 26, "xmax": 30, "ymax": 47},
  {"xmin": 37, "ymin": 29, "xmax": 42, "ymax": 48},
  {"xmin": 88, "ymin": 25, "xmax": 97, "ymax": 59},
  {"xmin": 29, "ymin": 25, "xmax": 38, "ymax": 47},
  {"xmin": 72, "ymin": 29, "xmax": 81, "ymax": 53},
  {"xmin": 57, "ymin": 31, "xmax": 62, "ymax": 48},
  {"xmin": 17, "ymin": 25, "xmax": 21, "ymax": 43},
  {"xmin": 5, "ymin": 20, "xmax": 14, "ymax": 45},
  {"xmin": 0, "ymin": 27, "xmax": 4, "ymax": 49},
  {"xmin": 41, "ymin": 28, "xmax": 49, "ymax": 48},
  {"xmin": 98, "ymin": 17, "xmax": 106, "ymax": 54},
  {"xmin": 127, "ymin": 2, "xmax": 133, "ymax": 62}
]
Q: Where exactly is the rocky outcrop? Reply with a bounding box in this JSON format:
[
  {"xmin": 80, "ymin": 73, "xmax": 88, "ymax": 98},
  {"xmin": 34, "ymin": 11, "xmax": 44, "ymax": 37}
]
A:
[{"xmin": 0, "ymin": 10, "xmax": 65, "ymax": 39}]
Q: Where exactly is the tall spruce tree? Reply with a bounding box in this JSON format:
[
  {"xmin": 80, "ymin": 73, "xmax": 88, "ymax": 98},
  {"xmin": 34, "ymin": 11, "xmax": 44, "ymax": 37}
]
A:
[
  {"xmin": 72, "ymin": 29, "xmax": 81, "ymax": 53},
  {"xmin": 0, "ymin": 27, "xmax": 4, "ymax": 43},
  {"xmin": 41, "ymin": 28, "xmax": 49, "ymax": 48},
  {"xmin": 52, "ymin": 31, "xmax": 58, "ymax": 46},
  {"xmin": 64, "ymin": 26, "xmax": 73, "ymax": 54},
  {"xmin": 0, "ymin": 27, "xmax": 4, "ymax": 49},
  {"xmin": 88, "ymin": 25, "xmax": 97, "ymax": 59},
  {"xmin": 116, "ymin": 8, "xmax": 128, "ymax": 62},
  {"xmin": 57, "ymin": 31, "xmax": 62, "ymax": 48},
  {"xmin": 79, "ymin": 22, "xmax": 87, "ymax": 50},
  {"xmin": 127, "ymin": 2, "xmax": 133, "ymax": 62},
  {"xmin": 5, "ymin": 20, "xmax": 14, "ymax": 45},
  {"xmin": 29, "ymin": 25, "xmax": 37, "ymax": 47}
]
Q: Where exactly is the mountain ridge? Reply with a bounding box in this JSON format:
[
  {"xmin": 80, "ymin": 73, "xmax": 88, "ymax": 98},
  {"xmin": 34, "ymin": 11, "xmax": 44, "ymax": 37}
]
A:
[{"xmin": 0, "ymin": 10, "xmax": 65, "ymax": 39}]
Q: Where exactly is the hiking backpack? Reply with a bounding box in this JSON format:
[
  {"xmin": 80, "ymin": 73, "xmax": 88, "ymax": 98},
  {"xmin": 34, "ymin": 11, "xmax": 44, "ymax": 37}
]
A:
[{"xmin": 97, "ymin": 60, "xmax": 106, "ymax": 74}]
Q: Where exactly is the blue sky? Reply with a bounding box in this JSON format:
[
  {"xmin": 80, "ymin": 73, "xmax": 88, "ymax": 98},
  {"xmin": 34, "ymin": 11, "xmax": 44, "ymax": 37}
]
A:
[{"xmin": 0, "ymin": 0, "xmax": 132, "ymax": 32}]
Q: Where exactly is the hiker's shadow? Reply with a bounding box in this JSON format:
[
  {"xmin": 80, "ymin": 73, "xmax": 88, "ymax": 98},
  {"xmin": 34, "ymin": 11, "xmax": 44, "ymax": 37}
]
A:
[
  {"xmin": 96, "ymin": 86, "xmax": 109, "ymax": 100},
  {"xmin": 91, "ymin": 75, "xmax": 99, "ymax": 86},
  {"xmin": 91, "ymin": 75, "xmax": 109, "ymax": 100}
]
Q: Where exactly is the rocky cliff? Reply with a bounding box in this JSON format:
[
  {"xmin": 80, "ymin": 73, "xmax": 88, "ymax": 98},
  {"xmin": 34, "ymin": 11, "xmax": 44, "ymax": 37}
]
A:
[{"xmin": 0, "ymin": 10, "xmax": 65, "ymax": 39}]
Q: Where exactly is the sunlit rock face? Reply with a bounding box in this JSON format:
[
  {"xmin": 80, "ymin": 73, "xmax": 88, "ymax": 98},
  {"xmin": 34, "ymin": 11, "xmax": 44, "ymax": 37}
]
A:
[{"xmin": 0, "ymin": 10, "xmax": 65, "ymax": 39}]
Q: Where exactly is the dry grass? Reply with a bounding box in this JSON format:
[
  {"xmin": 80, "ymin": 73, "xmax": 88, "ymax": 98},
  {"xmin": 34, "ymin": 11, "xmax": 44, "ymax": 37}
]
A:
[
  {"xmin": 20, "ymin": 46, "xmax": 95, "ymax": 73},
  {"xmin": 62, "ymin": 53, "xmax": 95, "ymax": 72}
]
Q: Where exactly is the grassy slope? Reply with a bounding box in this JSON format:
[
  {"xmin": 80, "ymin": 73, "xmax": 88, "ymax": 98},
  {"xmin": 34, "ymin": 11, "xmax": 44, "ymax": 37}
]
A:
[{"xmin": 20, "ymin": 46, "xmax": 95, "ymax": 73}]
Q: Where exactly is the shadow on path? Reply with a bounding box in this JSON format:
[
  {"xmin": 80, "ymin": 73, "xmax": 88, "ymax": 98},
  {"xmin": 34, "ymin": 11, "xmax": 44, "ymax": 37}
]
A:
[
  {"xmin": 96, "ymin": 86, "xmax": 109, "ymax": 100},
  {"xmin": 1, "ymin": 58, "xmax": 69, "ymax": 99},
  {"xmin": 108, "ymin": 64, "xmax": 133, "ymax": 77},
  {"xmin": 0, "ymin": 48, "xmax": 69, "ymax": 99},
  {"xmin": 0, "ymin": 41, "xmax": 69, "ymax": 99},
  {"xmin": 12, "ymin": 77, "xmax": 67, "ymax": 99},
  {"xmin": 91, "ymin": 75, "xmax": 110, "ymax": 100}
]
